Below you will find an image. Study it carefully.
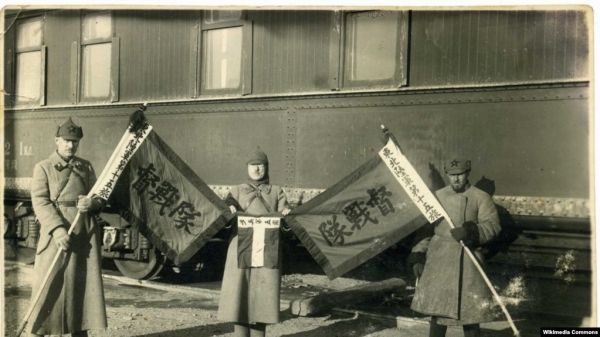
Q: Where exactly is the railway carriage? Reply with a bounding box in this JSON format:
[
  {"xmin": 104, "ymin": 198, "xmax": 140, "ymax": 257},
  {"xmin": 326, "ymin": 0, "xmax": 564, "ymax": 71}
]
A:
[{"xmin": 3, "ymin": 8, "xmax": 592, "ymax": 318}]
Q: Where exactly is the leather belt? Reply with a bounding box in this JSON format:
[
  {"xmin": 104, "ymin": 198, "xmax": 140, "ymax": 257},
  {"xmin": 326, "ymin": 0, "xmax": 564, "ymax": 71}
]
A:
[{"xmin": 54, "ymin": 200, "xmax": 77, "ymax": 207}]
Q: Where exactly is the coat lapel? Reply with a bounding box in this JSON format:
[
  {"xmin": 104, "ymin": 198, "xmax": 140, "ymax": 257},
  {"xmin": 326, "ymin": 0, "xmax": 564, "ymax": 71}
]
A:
[{"xmin": 48, "ymin": 152, "xmax": 90, "ymax": 200}]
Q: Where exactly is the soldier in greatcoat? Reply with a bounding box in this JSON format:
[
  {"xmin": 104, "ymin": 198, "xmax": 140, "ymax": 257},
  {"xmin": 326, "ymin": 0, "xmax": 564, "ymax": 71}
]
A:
[
  {"xmin": 218, "ymin": 148, "xmax": 291, "ymax": 337},
  {"xmin": 28, "ymin": 118, "xmax": 107, "ymax": 337},
  {"xmin": 407, "ymin": 158, "xmax": 501, "ymax": 337}
]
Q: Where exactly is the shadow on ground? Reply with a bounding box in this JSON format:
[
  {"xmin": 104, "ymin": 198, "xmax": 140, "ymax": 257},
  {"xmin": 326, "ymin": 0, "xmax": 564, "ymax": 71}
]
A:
[
  {"xmin": 131, "ymin": 322, "xmax": 233, "ymax": 337},
  {"xmin": 281, "ymin": 311, "xmax": 395, "ymax": 337}
]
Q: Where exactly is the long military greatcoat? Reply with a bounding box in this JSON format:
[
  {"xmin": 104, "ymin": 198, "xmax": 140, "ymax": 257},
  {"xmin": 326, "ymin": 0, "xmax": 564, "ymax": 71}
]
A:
[
  {"xmin": 411, "ymin": 184, "xmax": 501, "ymax": 326},
  {"xmin": 29, "ymin": 151, "xmax": 107, "ymax": 335},
  {"xmin": 218, "ymin": 183, "xmax": 289, "ymax": 324}
]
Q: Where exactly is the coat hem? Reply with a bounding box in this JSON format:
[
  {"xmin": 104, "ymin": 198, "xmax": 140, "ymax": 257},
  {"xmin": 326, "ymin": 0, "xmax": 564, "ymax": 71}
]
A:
[{"xmin": 30, "ymin": 325, "xmax": 108, "ymax": 335}]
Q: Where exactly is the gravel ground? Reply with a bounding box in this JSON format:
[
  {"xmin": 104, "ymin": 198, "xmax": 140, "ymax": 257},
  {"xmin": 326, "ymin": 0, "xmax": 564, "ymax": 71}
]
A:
[
  {"xmin": 3, "ymin": 262, "xmax": 591, "ymax": 337},
  {"xmin": 4, "ymin": 265, "xmax": 399, "ymax": 337}
]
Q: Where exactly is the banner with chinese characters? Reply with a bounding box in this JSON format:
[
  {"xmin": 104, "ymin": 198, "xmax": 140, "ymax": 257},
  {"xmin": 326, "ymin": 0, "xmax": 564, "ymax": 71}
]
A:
[
  {"xmin": 237, "ymin": 215, "xmax": 281, "ymax": 269},
  {"xmin": 90, "ymin": 123, "xmax": 153, "ymax": 200},
  {"xmin": 285, "ymin": 148, "xmax": 428, "ymax": 279},
  {"xmin": 116, "ymin": 130, "xmax": 234, "ymax": 265}
]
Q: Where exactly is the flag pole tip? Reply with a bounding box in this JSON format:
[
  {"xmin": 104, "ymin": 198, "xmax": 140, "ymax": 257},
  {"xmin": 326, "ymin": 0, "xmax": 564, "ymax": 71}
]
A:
[
  {"xmin": 379, "ymin": 125, "xmax": 391, "ymax": 145},
  {"xmin": 128, "ymin": 105, "xmax": 148, "ymax": 132},
  {"xmin": 380, "ymin": 124, "xmax": 389, "ymax": 134}
]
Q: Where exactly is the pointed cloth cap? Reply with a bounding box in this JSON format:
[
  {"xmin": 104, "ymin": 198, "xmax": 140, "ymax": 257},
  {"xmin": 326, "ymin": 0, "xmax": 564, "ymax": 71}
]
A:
[
  {"xmin": 247, "ymin": 147, "xmax": 268, "ymax": 165},
  {"xmin": 56, "ymin": 117, "xmax": 83, "ymax": 140}
]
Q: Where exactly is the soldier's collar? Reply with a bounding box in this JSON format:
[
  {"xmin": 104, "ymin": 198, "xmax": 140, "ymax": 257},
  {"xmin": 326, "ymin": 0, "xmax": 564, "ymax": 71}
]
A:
[
  {"xmin": 50, "ymin": 151, "xmax": 67, "ymax": 165},
  {"xmin": 51, "ymin": 152, "xmax": 84, "ymax": 171}
]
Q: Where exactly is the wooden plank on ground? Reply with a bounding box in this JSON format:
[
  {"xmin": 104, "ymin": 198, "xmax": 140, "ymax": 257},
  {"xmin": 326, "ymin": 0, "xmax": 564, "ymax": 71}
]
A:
[{"xmin": 290, "ymin": 278, "xmax": 406, "ymax": 317}]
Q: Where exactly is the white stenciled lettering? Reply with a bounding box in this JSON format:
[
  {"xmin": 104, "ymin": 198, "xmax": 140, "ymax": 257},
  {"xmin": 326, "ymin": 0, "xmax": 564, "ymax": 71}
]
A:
[
  {"xmin": 5, "ymin": 142, "xmax": 11, "ymax": 156},
  {"xmin": 19, "ymin": 142, "xmax": 33, "ymax": 156}
]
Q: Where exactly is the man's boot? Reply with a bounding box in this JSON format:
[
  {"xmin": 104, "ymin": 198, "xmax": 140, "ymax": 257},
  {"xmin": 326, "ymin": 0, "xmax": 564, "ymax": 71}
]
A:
[
  {"xmin": 429, "ymin": 320, "xmax": 447, "ymax": 337},
  {"xmin": 463, "ymin": 324, "xmax": 481, "ymax": 337}
]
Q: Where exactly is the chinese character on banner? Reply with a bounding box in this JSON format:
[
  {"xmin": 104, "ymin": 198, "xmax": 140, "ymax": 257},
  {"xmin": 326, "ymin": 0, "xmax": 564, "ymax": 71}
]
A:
[
  {"xmin": 318, "ymin": 215, "xmax": 352, "ymax": 246},
  {"xmin": 366, "ymin": 186, "xmax": 395, "ymax": 216},
  {"xmin": 169, "ymin": 201, "xmax": 202, "ymax": 234},
  {"xmin": 378, "ymin": 139, "xmax": 444, "ymax": 224},
  {"xmin": 342, "ymin": 200, "xmax": 378, "ymax": 230},
  {"xmin": 149, "ymin": 181, "xmax": 180, "ymax": 215},
  {"xmin": 132, "ymin": 164, "xmax": 160, "ymax": 193}
]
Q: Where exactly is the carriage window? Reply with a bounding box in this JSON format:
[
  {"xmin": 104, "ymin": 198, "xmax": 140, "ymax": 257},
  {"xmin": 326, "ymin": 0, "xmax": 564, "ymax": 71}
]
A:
[
  {"xmin": 200, "ymin": 10, "xmax": 251, "ymax": 95},
  {"xmin": 333, "ymin": 11, "xmax": 409, "ymax": 89},
  {"xmin": 203, "ymin": 26, "xmax": 242, "ymax": 90},
  {"xmin": 15, "ymin": 18, "xmax": 44, "ymax": 106},
  {"xmin": 345, "ymin": 12, "xmax": 399, "ymax": 81},
  {"xmin": 80, "ymin": 12, "xmax": 113, "ymax": 100}
]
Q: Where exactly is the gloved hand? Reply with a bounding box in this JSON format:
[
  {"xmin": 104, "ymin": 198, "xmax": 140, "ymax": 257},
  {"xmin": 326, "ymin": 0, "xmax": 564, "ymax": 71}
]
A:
[
  {"xmin": 450, "ymin": 221, "xmax": 479, "ymax": 247},
  {"xmin": 52, "ymin": 227, "xmax": 71, "ymax": 251},
  {"xmin": 450, "ymin": 226, "xmax": 468, "ymax": 242},
  {"xmin": 224, "ymin": 194, "xmax": 243, "ymax": 214},
  {"xmin": 77, "ymin": 195, "xmax": 102, "ymax": 213},
  {"xmin": 406, "ymin": 252, "xmax": 426, "ymax": 279},
  {"xmin": 412, "ymin": 263, "xmax": 425, "ymax": 279}
]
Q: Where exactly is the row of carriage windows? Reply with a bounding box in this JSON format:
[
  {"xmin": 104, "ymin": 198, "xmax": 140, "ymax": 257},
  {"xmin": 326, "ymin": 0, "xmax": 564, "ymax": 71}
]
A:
[
  {"xmin": 12, "ymin": 10, "xmax": 407, "ymax": 106},
  {"xmin": 14, "ymin": 12, "xmax": 114, "ymax": 105}
]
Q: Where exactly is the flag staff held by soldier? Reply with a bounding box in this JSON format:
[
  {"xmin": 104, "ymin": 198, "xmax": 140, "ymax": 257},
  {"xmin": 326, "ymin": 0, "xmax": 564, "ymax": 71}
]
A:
[
  {"xmin": 380, "ymin": 125, "xmax": 519, "ymax": 337},
  {"xmin": 24, "ymin": 118, "xmax": 107, "ymax": 337},
  {"xmin": 16, "ymin": 105, "xmax": 152, "ymax": 337}
]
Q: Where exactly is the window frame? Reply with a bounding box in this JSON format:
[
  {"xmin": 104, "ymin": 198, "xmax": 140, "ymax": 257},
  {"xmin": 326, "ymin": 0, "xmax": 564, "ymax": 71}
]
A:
[
  {"xmin": 13, "ymin": 16, "xmax": 46, "ymax": 107},
  {"xmin": 329, "ymin": 10, "xmax": 409, "ymax": 91},
  {"xmin": 72, "ymin": 10, "xmax": 120, "ymax": 104},
  {"xmin": 194, "ymin": 10, "xmax": 253, "ymax": 97}
]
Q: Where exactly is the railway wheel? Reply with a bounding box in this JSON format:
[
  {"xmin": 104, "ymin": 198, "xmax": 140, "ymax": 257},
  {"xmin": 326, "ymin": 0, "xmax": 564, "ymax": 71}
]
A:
[{"xmin": 113, "ymin": 248, "xmax": 166, "ymax": 280}]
